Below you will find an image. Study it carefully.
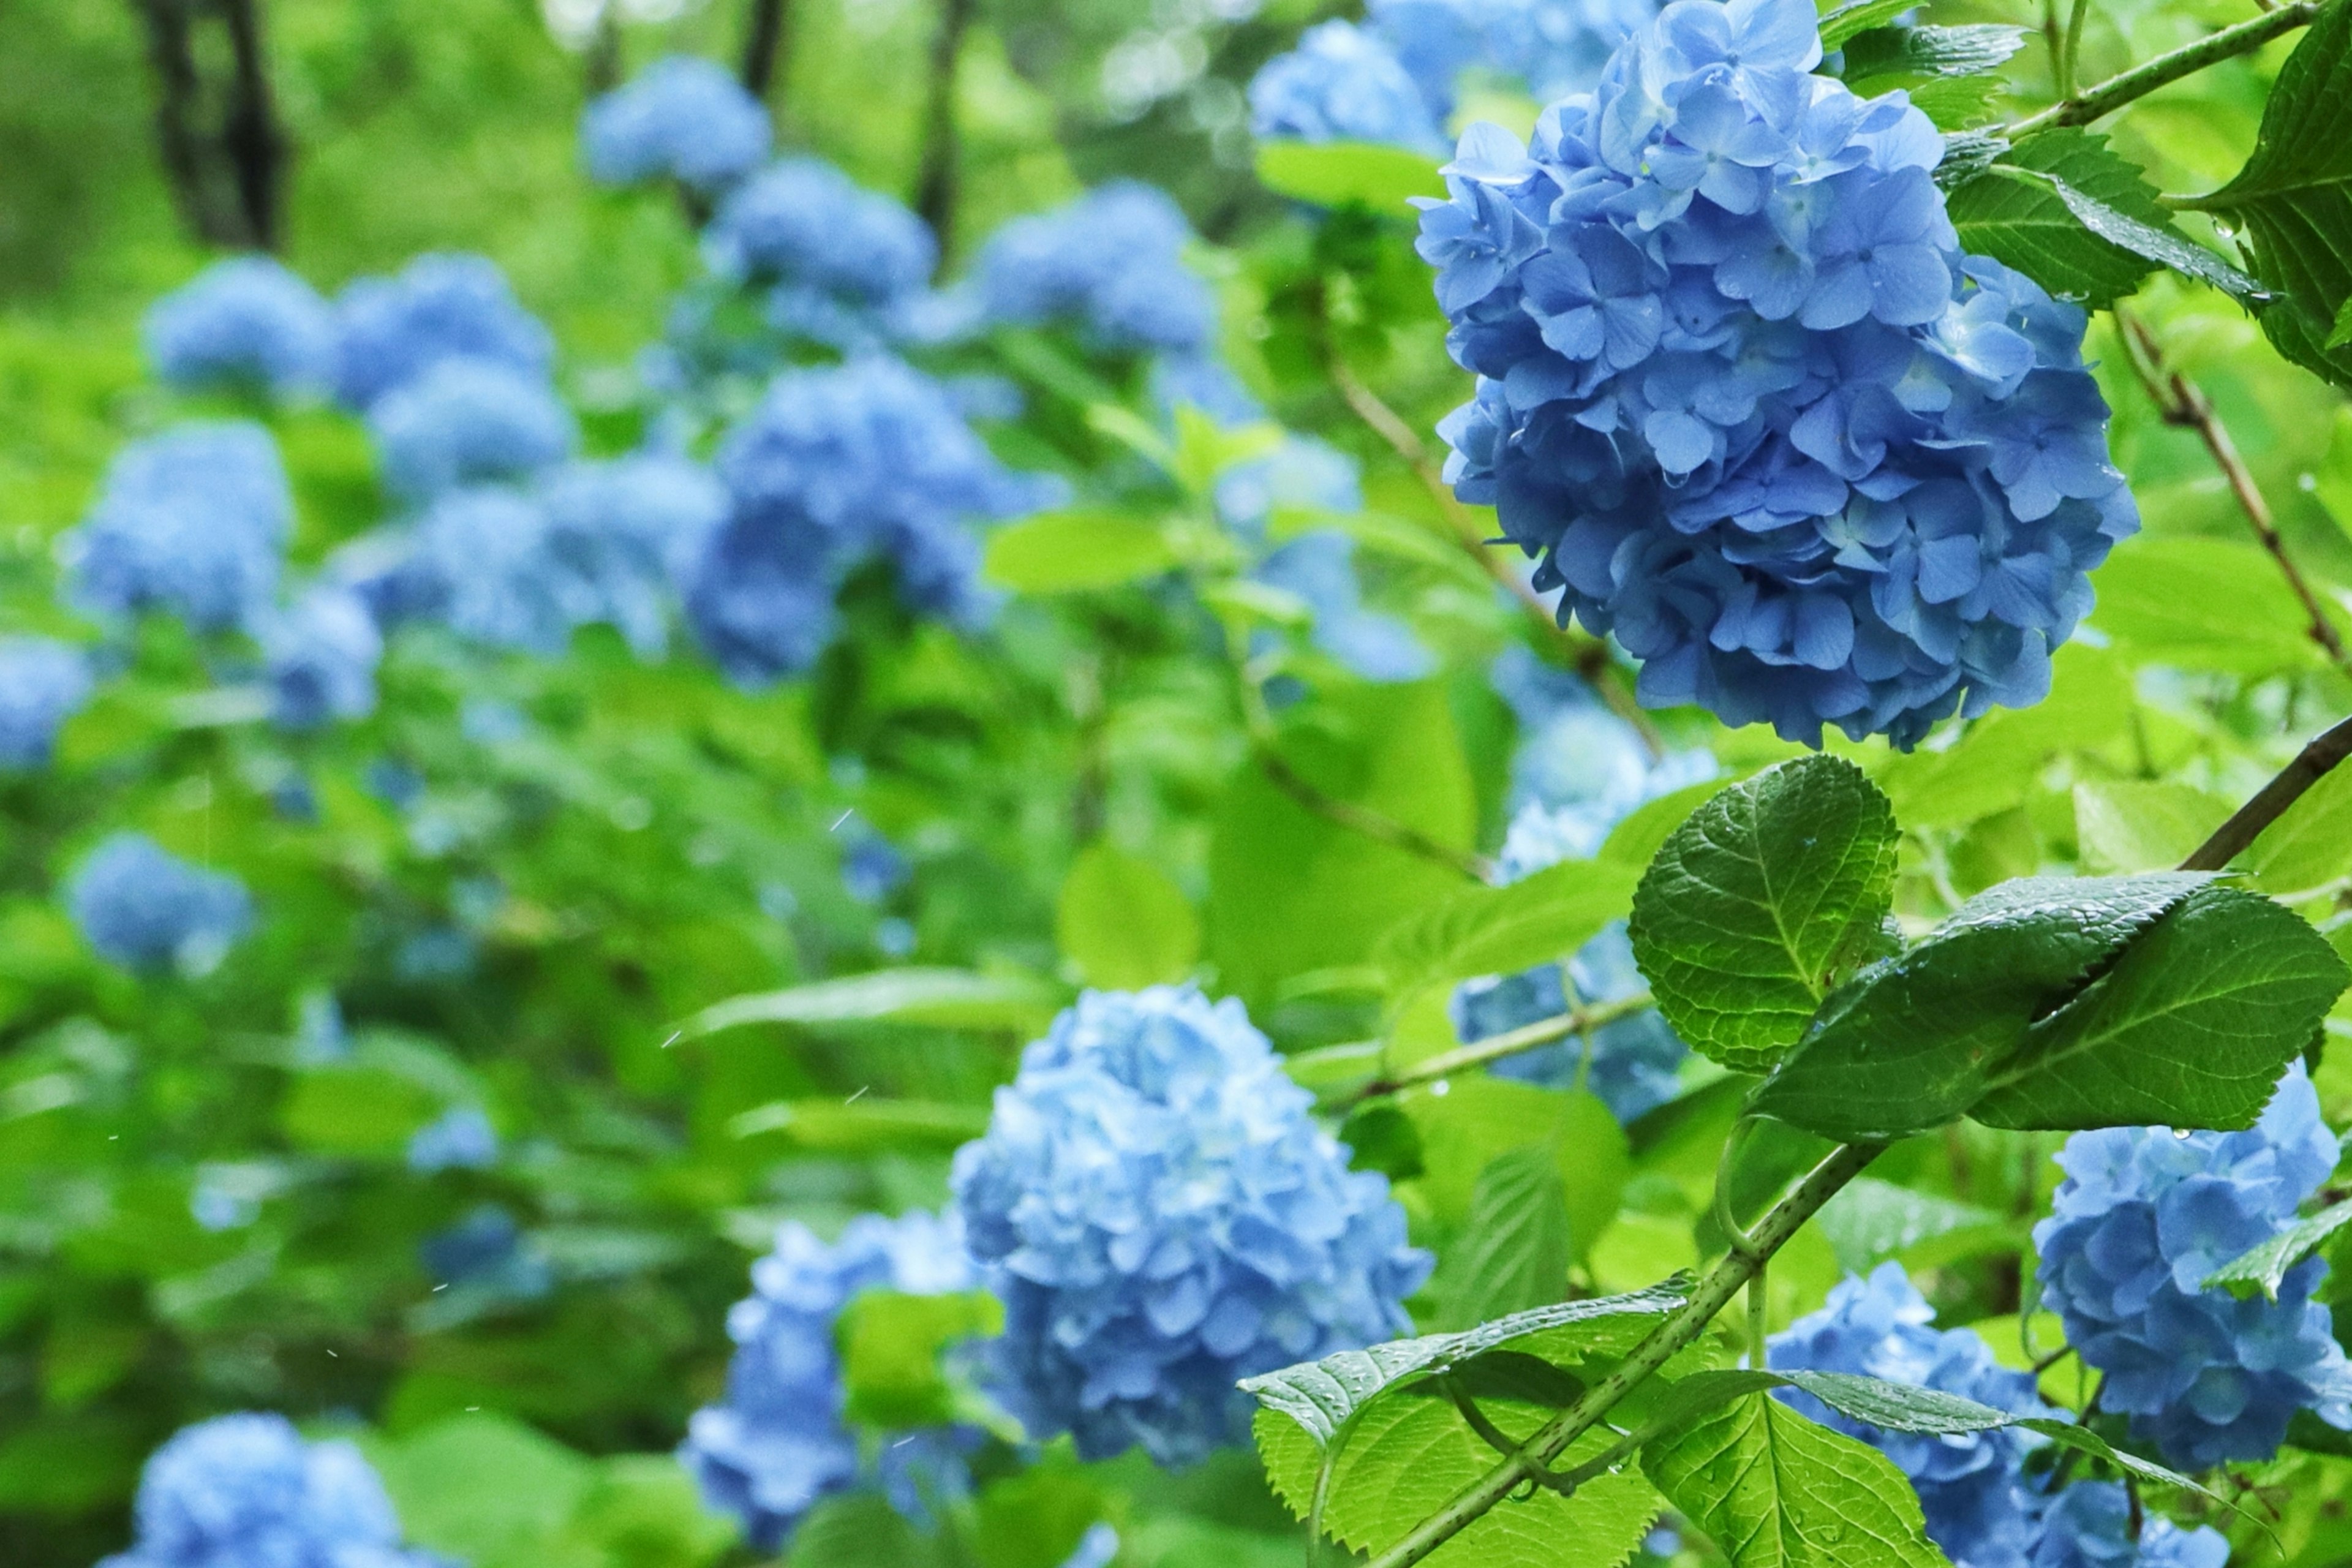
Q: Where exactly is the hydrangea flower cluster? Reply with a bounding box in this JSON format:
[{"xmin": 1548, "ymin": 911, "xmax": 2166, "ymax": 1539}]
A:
[
  {"xmin": 680, "ymin": 1208, "xmax": 978, "ymax": 1550},
  {"xmin": 952, "ymin": 987, "xmax": 1431, "ymax": 1466},
  {"xmin": 1218, "ymin": 437, "xmax": 1432, "ymax": 683},
  {"xmin": 1449, "ymin": 651, "xmax": 1709, "ymax": 1121},
  {"xmin": 333, "ymin": 253, "xmax": 555, "ymax": 412},
  {"xmin": 1374, "ymin": 0, "xmax": 1657, "ymax": 114},
  {"xmin": 66, "ymin": 422, "xmax": 292, "ymax": 634},
  {"xmin": 419, "ymin": 1203, "xmax": 553, "ymax": 1300},
  {"xmin": 0, "ymin": 636, "xmax": 92, "ymax": 767},
  {"xmin": 145, "ymin": 257, "xmax": 337, "ymax": 399},
  {"xmin": 702, "ymin": 157, "xmax": 938, "ymax": 347},
  {"xmin": 685, "ymin": 357, "xmax": 1058, "ymax": 684},
  {"xmin": 537, "ymin": 453, "xmax": 729, "ymax": 657},
  {"xmin": 582, "ymin": 55, "xmax": 772, "ymax": 194},
  {"xmin": 2031, "ymin": 1482, "xmax": 2229, "ymax": 1568},
  {"xmin": 406, "ymin": 1105, "xmax": 499, "ymax": 1174},
  {"xmin": 366, "ymin": 356, "xmax": 578, "ymax": 501},
  {"xmin": 967, "ymin": 183, "xmax": 1216, "ymax": 357},
  {"xmin": 1770, "ymin": 1264, "xmax": 2049, "ymax": 1568},
  {"xmin": 1416, "ymin": 0, "xmax": 2136, "ymax": 745},
  {"xmin": 100, "ymin": 1412, "xmax": 445, "ymax": 1568},
  {"xmin": 1248, "ymin": 20, "xmax": 1446, "ymax": 154},
  {"xmin": 2034, "ymin": 1062, "xmax": 2352, "ymax": 1468},
  {"xmin": 263, "ymin": 586, "xmax": 383, "ymax": 731},
  {"xmin": 67, "ymin": 832, "xmax": 254, "ymax": 976}
]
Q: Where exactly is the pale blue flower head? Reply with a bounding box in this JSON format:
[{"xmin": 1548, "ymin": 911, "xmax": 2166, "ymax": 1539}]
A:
[
  {"xmin": 100, "ymin": 1412, "xmax": 441, "ymax": 1568},
  {"xmin": 1771, "ymin": 1264, "xmax": 2048, "ymax": 1568},
  {"xmin": 952, "ymin": 987, "xmax": 1431, "ymax": 1467},
  {"xmin": 0, "ymin": 638, "xmax": 93, "ymax": 767},
  {"xmin": 2035, "ymin": 1063, "xmax": 2352, "ymax": 1468},
  {"xmin": 263, "ymin": 586, "xmax": 383, "ymax": 731},
  {"xmin": 680, "ymin": 1208, "xmax": 977, "ymax": 1550},
  {"xmin": 703, "ymin": 157, "xmax": 937, "ymax": 314},
  {"xmin": 2032, "ymin": 1482, "xmax": 2230, "ymax": 1568},
  {"xmin": 1249, "ymin": 21, "xmax": 1447, "ymax": 154},
  {"xmin": 67, "ymin": 832, "xmax": 253, "ymax": 977},
  {"xmin": 67, "ymin": 421, "xmax": 292, "ymax": 634},
  {"xmin": 537, "ymin": 453, "xmax": 728, "ymax": 657},
  {"xmin": 1416, "ymin": 0, "xmax": 2133, "ymax": 745},
  {"xmin": 334, "ymin": 253, "xmax": 556, "ymax": 411},
  {"xmin": 368, "ymin": 356, "xmax": 576, "ymax": 502},
  {"xmin": 1372, "ymin": 0, "xmax": 1657, "ymax": 115},
  {"xmin": 145, "ymin": 257, "xmax": 337, "ymax": 399},
  {"xmin": 405, "ymin": 488, "xmax": 577, "ymax": 654},
  {"xmin": 407, "ymin": 1105, "xmax": 499, "ymax": 1174},
  {"xmin": 582, "ymin": 55, "xmax": 772, "ymax": 193},
  {"xmin": 970, "ymin": 183, "xmax": 1217, "ymax": 356}
]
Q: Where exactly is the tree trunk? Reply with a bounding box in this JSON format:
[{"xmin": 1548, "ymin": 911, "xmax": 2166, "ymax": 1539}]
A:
[
  {"xmin": 911, "ymin": 0, "xmax": 974, "ymax": 254},
  {"xmin": 740, "ymin": 0, "xmax": 792, "ymax": 100},
  {"xmin": 129, "ymin": 0, "xmax": 287, "ymax": 251}
]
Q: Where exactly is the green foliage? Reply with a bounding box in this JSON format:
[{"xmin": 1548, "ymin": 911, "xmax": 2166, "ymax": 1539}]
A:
[
  {"xmin": 1055, "ymin": 842, "xmax": 1200, "ymax": 989},
  {"xmin": 2201, "ymin": 0, "xmax": 2352, "ymax": 387},
  {"xmin": 1629, "ymin": 756, "xmax": 1899, "ymax": 1074},
  {"xmin": 1251, "ymin": 143, "xmax": 1445, "ymax": 216},
  {"xmin": 837, "ymin": 1289, "xmax": 1004, "ymax": 1428},
  {"xmin": 2206, "ymin": 1197, "xmax": 2352, "ymax": 1298},
  {"xmin": 984, "ymin": 511, "xmax": 1180, "ymax": 594},
  {"xmin": 1640, "ymin": 1389, "xmax": 1948, "ymax": 1568}
]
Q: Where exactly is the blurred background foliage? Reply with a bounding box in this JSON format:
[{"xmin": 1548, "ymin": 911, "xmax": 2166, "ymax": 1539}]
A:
[{"xmin": 2, "ymin": 0, "xmax": 2351, "ymax": 1564}]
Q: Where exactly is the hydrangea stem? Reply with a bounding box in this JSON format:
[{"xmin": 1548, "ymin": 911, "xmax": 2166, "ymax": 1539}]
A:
[
  {"xmin": 2007, "ymin": 1, "xmax": 2323, "ymax": 136},
  {"xmin": 1351, "ymin": 992, "xmax": 1657, "ymax": 1099},
  {"xmin": 2115, "ymin": 312, "xmax": 2351, "ymax": 673},
  {"xmin": 2182, "ymin": 712, "xmax": 2352, "ymax": 869},
  {"xmin": 1362, "ymin": 1141, "xmax": 1888, "ymax": 1568}
]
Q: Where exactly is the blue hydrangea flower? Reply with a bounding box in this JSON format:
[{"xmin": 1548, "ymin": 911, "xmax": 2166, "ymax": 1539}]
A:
[
  {"xmin": 2031, "ymin": 1482, "xmax": 2230, "ymax": 1568},
  {"xmin": 968, "ymin": 183, "xmax": 1218, "ymax": 357},
  {"xmin": 840, "ymin": 821, "xmax": 910, "ymax": 904},
  {"xmin": 1371, "ymin": 0, "xmax": 1657, "ymax": 116},
  {"xmin": 67, "ymin": 422, "xmax": 292, "ymax": 634},
  {"xmin": 537, "ymin": 453, "xmax": 729, "ymax": 657},
  {"xmin": 1249, "ymin": 20, "xmax": 1447, "ymax": 154},
  {"xmin": 1416, "ymin": 0, "xmax": 2134, "ymax": 745},
  {"xmin": 1771, "ymin": 1264, "xmax": 2048, "ymax": 1568},
  {"xmin": 703, "ymin": 159, "xmax": 937, "ymax": 332},
  {"xmin": 684, "ymin": 357, "xmax": 1057, "ymax": 682},
  {"xmin": 262, "ymin": 587, "xmax": 382, "ymax": 731},
  {"xmin": 100, "ymin": 1412, "xmax": 443, "ymax": 1568},
  {"xmin": 0, "ymin": 637, "xmax": 93, "ymax": 768},
  {"xmin": 420, "ymin": 1204, "xmax": 551, "ymax": 1300},
  {"xmin": 680, "ymin": 1208, "xmax": 977, "ymax": 1550},
  {"xmin": 67, "ymin": 832, "xmax": 253, "ymax": 977},
  {"xmin": 145, "ymin": 257, "xmax": 337, "ymax": 400},
  {"xmin": 334, "ymin": 253, "xmax": 556, "ymax": 411},
  {"xmin": 952, "ymin": 987, "xmax": 1432, "ymax": 1466},
  {"xmin": 1449, "ymin": 665, "xmax": 1709, "ymax": 1120},
  {"xmin": 406, "ymin": 488, "xmax": 575, "ymax": 654},
  {"xmin": 582, "ymin": 55, "xmax": 772, "ymax": 193},
  {"xmin": 407, "ymin": 1106, "xmax": 499, "ymax": 1174},
  {"xmin": 2035, "ymin": 1063, "xmax": 2352, "ymax": 1469},
  {"xmin": 1152, "ymin": 355, "xmax": 1267, "ymax": 428},
  {"xmin": 367, "ymin": 357, "xmax": 577, "ymax": 501}
]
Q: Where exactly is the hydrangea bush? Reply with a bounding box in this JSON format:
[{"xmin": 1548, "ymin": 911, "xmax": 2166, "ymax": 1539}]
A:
[{"xmin": 67, "ymin": 832, "xmax": 253, "ymax": 976}]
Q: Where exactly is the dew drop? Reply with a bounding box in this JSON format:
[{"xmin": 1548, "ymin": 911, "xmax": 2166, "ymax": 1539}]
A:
[{"xmin": 2173, "ymin": 1127, "xmax": 2193, "ymax": 1140}]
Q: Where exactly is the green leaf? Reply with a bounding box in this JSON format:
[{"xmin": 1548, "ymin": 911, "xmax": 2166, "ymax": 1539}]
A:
[
  {"xmin": 684, "ymin": 968, "xmax": 1067, "ymax": 1037},
  {"xmin": 1948, "ymin": 131, "xmax": 2240, "ymax": 308},
  {"xmin": 1245, "ymin": 1286, "xmax": 1691, "ymax": 1566},
  {"xmin": 982, "ymin": 510, "xmax": 1178, "ymax": 594},
  {"xmin": 787, "ymin": 1494, "xmax": 946, "ymax": 1567},
  {"xmin": 1433, "ymin": 1145, "xmax": 1572, "ymax": 1330},
  {"xmin": 2071, "ymin": 781, "xmax": 2234, "ymax": 874},
  {"xmin": 1253, "ymin": 140, "xmax": 1446, "ymax": 213},
  {"xmin": 2204, "ymin": 1197, "xmax": 2352, "ymax": 1299},
  {"xmin": 369, "ymin": 1413, "xmax": 596, "ymax": 1567},
  {"xmin": 1814, "ymin": 1177, "xmax": 2011, "ymax": 1276},
  {"xmin": 1641, "ymin": 1392, "xmax": 1948, "ymax": 1568},
  {"xmin": 277, "ymin": 1066, "xmax": 441, "ymax": 1157},
  {"xmin": 1403, "ymin": 1079, "xmax": 1627, "ymax": 1252},
  {"xmin": 1817, "ymin": 0, "xmax": 1915, "ymax": 51},
  {"xmin": 1374, "ymin": 856, "xmax": 1640, "ymax": 1011},
  {"xmin": 837, "ymin": 1289, "xmax": 1004, "ymax": 1428},
  {"xmin": 1209, "ymin": 682, "xmax": 1478, "ymax": 1011},
  {"xmin": 2092, "ymin": 537, "xmax": 2336, "ymax": 673},
  {"xmin": 1628, "ymin": 756, "xmax": 1900, "ymax": 1074},
  {"xmin": 2242, "ymin": 760, "xmax": 2352, "ymax": 895},
  {"xmin": 1055, "ymin": 843, "xmax": 1200, "ymax": 989},
  {"xmin": 1841, "ymin": 23, "xmax": 2029, "ymax": 81},
  {"xmin": 1242, "ymin": 1282, "xmax": 1687, "ymax": 1467},
  {"xmin": 1972, "ymin": 885, "xmax": 2349, "ymax": 1131},
  {"xmin": 2201, "ymin": 0, "xmax": 2352, "ymax": 386},
  {"xmin": 729, "ymin": 1098, "xmax": 991, "ymax": 1150},
  {"xmin": 1599, "ymin": 777, "xmax": 1730, "ymax": 872},
  {"xmin": 1750, "ymin": 873, "xmax": 2209, "ymax": 1140}
]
